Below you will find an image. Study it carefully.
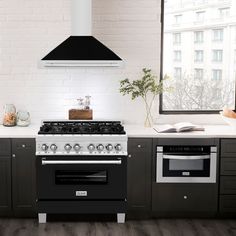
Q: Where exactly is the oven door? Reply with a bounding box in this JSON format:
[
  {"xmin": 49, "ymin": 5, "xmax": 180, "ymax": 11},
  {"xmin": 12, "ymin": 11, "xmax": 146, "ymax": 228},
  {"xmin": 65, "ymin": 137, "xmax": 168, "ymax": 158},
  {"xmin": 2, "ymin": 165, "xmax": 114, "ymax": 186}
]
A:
[
  {"xmin": 156, "ymin": 153, "xmax": 217, "ymax": 183},
  {"xmin": 36, "ymin": 155, "xmax": 127, "ymax": 200}
]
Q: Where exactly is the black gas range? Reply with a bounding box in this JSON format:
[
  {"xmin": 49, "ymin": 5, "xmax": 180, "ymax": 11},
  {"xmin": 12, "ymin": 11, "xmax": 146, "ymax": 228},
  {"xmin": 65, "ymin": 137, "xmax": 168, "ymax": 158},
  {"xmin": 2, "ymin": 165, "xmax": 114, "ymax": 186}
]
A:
[{"xmin": 36, "ymin": 120, "xmax": 127, "ymax": 224}]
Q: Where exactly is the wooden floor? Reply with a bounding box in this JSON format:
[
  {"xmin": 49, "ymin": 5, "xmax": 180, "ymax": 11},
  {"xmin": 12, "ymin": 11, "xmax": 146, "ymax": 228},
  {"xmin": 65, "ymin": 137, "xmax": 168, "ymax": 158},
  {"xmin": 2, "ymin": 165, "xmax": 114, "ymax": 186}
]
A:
[{"xmin": 0, "ymin": 217, "xmax": 236, "ymax": 236}]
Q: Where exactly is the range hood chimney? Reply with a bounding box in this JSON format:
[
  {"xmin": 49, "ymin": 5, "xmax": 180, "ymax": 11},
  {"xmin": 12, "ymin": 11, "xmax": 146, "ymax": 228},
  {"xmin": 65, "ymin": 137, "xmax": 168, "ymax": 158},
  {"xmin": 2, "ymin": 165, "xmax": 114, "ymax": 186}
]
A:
[{"xmin": 40, "ymin": 0, "xmax": 124, "ymax": 67}]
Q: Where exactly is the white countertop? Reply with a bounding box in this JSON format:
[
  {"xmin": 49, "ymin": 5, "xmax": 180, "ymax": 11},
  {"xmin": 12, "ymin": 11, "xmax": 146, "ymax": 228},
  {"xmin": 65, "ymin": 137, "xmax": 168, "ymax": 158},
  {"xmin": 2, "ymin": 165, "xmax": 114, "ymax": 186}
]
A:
[
  {"xmin": 125, "ymin": 124, "xmax": 236, "ymax": 138},
  {"xmin": 0, "ymin": 124, "xmax": 236, "ymax": 138}
]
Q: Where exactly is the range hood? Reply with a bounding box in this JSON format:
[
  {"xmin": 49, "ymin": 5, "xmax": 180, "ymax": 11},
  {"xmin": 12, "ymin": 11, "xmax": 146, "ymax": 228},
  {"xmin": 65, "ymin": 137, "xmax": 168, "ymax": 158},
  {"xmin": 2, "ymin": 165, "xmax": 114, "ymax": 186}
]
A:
[{"xmin": 40, "ymin": 0, "xmax": 123, "ymax": 67}]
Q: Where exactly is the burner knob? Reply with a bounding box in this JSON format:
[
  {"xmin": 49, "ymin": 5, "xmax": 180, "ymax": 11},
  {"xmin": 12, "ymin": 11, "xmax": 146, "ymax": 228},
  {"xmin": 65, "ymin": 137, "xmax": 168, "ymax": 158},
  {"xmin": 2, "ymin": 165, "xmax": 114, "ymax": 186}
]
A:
[
  {"xmin": 106, "ymin": 144, "xmax": 113, "ymax": 151},
  {"xmin": 97, "ymin": 144, "xmax": 104, "ymax": 151},
  {"xmin": 64, "ymin": 144, "xmax": 72, "ymax": 152},
  {"xmin": 73, "ymin": 144, "xmax": 81, "ymax": 152},
  {"xmin": 50, "ymin": 144, "xmax": 57, "ymax": 152},
  {"xmin": 115, "ymin": 144, "xmax": 122, "ymax": 151},
  {"xmin": 88, "ymin": 144, "xmax": 95, "ymax": 152},
  {"xmin": 41, "ymin": 144, "xmax": 48, "ymax": 151}
]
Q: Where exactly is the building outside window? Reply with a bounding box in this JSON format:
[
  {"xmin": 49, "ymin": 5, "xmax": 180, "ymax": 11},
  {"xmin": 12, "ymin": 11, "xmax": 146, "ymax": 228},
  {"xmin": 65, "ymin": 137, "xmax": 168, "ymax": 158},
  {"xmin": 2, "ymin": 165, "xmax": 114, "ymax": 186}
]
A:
[
  {"xmin": 194, "ymin": 68, "xmax": 204, "ymax": 79},
  {"xmin": 194, "ymin": 31, "xmax": 204, "ymax": 43},
  {"xmin": 194, "ymin": 50, "xmax": 204, "ymax": 62},
  {"xmin": 212, "ymin": 69, "xmax": 222, "ymax": 80},
  {"xmin": 212, "ymin": 29, "xmax": 224, "ymax": 42},
  {"xmin": 174, "ymin": 50, "xmax": 181, "ymax": 61},
  {"xmin": 173, "ymin": 33, "xmax": 181, "ymax": 44},
  {"xmin": 174, "ymin": 67, "xmax": 182, "ymax": 79},
  {"xmin": 196, "ymin": 11, "xmax": 205, "ymax": 22},
  {"xmin": 212, "ymin": 50, "xmax": 223, "ymax": 62},
  {"xmin": 219, "ymin": 7, "xmax": 230, "ymax": 18},
  {"xmin": 174, "ymin": 14, "xmax": 182, "ymax": 24}
]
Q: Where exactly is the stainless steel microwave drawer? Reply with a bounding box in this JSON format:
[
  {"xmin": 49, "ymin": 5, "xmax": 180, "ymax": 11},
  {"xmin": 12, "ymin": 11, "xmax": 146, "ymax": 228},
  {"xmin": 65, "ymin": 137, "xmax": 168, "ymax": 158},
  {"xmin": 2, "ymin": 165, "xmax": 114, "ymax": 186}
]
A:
[
  {"xmin": 221, "ymin": 158, "xmax": 236, "ymax": 175},
  {"xmin": 221, "ymin": 139, "xmax": 236, "ymax": 157}
]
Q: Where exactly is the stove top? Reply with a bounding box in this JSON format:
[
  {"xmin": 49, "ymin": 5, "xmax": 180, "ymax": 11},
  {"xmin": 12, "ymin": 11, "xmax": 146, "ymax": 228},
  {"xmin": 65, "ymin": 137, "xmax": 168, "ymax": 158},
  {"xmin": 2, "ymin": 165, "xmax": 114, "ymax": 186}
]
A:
[{"xmin": 38, "ymin": 121, "xmax": 126, "ymax": 135}]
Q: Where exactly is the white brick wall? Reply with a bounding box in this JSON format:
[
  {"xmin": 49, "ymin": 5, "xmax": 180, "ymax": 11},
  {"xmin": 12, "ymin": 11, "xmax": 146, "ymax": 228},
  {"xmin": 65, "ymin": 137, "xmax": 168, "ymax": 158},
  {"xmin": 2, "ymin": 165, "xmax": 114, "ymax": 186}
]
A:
[{"xmin": 0, "ymin": 0, "xmax": 161, "ymax": 124}]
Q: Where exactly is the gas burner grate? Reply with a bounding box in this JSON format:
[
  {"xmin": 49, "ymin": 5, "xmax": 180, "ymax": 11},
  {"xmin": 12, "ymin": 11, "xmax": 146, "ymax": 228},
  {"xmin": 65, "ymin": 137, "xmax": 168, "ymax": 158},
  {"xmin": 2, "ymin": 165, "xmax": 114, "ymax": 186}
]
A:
[{"xmin": 38, "ymin": 121, "xmax": 126, "ymax": 135}]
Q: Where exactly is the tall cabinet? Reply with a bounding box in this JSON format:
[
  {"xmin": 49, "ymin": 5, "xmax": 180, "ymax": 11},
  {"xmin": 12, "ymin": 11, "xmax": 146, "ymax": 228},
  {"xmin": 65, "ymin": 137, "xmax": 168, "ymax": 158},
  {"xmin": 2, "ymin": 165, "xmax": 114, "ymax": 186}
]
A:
[{"xmin": 127, "ymin": 138, "xmax": 152, "ymax": 218}]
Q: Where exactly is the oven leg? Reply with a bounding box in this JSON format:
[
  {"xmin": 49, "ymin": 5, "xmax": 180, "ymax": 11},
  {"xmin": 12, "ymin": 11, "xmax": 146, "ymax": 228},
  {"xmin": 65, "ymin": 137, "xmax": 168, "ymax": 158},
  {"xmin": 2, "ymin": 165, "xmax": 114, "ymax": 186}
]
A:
[
  {"xmin": 38, "ymin": 213, "xmax": 47, "ymax": 223},
  {"xmin": 117, "ymin": 213, "xmax": 125, "ymax": 223}
]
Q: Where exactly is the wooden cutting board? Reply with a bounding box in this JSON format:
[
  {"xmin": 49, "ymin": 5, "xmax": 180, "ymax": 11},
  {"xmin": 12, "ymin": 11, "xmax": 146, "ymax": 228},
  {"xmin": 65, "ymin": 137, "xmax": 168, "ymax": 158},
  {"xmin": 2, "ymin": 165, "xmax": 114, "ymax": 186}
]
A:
[{"xmin": 69, "ymin": 109, "xmax": 93, "ymax": 120}]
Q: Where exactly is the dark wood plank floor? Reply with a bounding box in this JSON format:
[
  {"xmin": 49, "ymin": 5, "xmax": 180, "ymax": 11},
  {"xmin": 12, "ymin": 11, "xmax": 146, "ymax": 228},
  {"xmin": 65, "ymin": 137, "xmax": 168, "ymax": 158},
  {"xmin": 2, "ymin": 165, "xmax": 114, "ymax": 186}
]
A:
[{"xmin": 0, "ymin": 218, "xmax": 236, "ymax": 236}]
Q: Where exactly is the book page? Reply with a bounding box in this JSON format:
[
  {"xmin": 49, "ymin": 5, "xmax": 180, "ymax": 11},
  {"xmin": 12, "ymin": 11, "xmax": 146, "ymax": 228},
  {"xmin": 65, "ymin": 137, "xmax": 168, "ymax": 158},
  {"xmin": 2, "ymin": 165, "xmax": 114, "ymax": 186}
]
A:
[
  {"xmin": 173, "ymin": 122, "xmax": 196, "ymax": 132},
  {"xmin": 153, "ymin": 124, "xmax": 176, "ymax": 133}
]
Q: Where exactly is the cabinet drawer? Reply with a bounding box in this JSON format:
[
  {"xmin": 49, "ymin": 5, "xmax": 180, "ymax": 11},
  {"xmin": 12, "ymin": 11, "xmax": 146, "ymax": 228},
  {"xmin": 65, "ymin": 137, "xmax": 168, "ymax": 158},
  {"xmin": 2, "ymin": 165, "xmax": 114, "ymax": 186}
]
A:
[
  {"xmin": 221, "ymin": 139, "xmax": 236, "ymax": 157},
  {"xmin": 221, "ymin": 158, "xmax": 236, "ymax": 175},
  {"xmin": 0, "ymin": 139, "xmax": 11, "ymax": 157},
  {"xmin": 128, "ymin": 138, "xmax": 152, "ymax": 152},
  {"xmin": 220, "ymin": 176, "xmax": 236, "ymax": 194},
  {"xmin": 220, "ymin": 195, "xmax": 236, "ymax": 213},
  {"xmin": 152, "ymin": 184, "xmax": 217, "ymax": 213}
]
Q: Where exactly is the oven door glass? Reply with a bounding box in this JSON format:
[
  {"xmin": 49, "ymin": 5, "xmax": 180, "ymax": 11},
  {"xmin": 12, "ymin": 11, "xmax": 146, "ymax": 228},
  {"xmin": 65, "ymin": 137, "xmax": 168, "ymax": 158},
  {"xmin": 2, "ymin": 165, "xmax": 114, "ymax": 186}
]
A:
[
  {"xmin": 55, "ymin": 170, "xmax": 107, "ymax": 185},
  {"xmin": 163, "ymin": 155, "xmax": 210, "ymax": 177}
]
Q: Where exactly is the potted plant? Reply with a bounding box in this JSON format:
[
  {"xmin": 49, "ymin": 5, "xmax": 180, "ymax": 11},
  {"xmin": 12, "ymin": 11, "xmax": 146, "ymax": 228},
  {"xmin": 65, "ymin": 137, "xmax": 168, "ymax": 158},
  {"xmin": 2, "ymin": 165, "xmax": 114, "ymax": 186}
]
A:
[{"xmin": 119, "ymin": 68, "xmax": 171, "ymax": 127}]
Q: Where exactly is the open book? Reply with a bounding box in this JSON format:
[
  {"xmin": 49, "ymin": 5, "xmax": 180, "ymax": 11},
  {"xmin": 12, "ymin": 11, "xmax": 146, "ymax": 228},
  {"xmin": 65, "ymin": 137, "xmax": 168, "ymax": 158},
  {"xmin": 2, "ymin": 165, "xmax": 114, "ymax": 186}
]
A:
[{"xmin": 153, "ymin": 122, "xmax": 205, "ymax": 133}]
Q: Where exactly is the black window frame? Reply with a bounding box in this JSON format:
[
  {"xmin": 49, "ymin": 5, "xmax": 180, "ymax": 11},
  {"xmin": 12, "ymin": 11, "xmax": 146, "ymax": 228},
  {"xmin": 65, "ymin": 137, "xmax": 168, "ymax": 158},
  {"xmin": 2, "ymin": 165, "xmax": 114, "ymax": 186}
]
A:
[{"xmin": 159, "ymin": 0, "xmax": 236, "ymax": 114}]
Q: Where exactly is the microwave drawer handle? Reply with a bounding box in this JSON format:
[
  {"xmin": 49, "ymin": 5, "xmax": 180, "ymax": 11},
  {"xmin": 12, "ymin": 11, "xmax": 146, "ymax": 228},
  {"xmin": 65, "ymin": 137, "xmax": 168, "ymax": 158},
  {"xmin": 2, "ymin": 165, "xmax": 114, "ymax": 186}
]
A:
[
  {"xmin": 42, "ymin": 160, "xmax": 122, "ymax": 165},
  {"xmin": 162, "ymin": 155, "xmax": 210, "ymax": 160}
]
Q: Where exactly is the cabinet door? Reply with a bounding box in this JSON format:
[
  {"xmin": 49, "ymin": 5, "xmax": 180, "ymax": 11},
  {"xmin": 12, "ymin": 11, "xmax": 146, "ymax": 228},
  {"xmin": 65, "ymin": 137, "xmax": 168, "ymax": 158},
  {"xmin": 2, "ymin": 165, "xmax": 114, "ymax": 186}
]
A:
[
  {"xmin": 127, "ymin": 138, "xmax": 152, "ymax": 214},
  {"xmin": 221, "ymin": 158, "xmax": 236, "ymax": 175},
  {"xmin": 12, "ymin": 139, "xmax": 36, "ymax": 217},
  {"xmin": 0, "ymin": 156, "xmax": 12, "ymax": 216}
]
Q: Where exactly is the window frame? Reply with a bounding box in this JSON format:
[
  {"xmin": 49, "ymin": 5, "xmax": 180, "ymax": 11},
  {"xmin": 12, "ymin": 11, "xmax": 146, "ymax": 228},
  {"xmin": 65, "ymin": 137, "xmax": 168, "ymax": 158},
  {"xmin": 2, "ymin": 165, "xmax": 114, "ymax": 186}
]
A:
[{"xmin": 159, "ymin": 0, "xmax": 236, "ymax": 114}]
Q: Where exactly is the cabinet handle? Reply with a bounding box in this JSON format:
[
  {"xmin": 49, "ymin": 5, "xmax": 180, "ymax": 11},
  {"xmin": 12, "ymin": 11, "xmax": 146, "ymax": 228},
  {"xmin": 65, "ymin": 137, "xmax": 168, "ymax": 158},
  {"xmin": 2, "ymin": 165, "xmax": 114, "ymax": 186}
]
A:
[
  {"xmin": 137, "ymin": 145, "xmax": 142, "ymax": 148},
  {"xmin": 12, "ymin": 154, "xmax": 16, "ymax": 158},
  {"xmin": 183, "ymin": 195, "xmax": 188, "ymax": 200},
  {"xmin": 128, "ymin": 154, "xmax": 132, "ymax": 158}
]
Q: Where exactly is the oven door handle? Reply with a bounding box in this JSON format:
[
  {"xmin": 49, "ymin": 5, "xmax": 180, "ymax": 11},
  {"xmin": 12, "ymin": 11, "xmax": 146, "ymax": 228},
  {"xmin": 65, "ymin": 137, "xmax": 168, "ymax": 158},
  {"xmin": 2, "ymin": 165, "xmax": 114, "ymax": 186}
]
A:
[
  {"xmin": 41, "ymin": 160, "xmax": 122, "ymax": 165},
  {"xmin": 162, "ymin": 155, "xmax": 210, "ymax": 160}
]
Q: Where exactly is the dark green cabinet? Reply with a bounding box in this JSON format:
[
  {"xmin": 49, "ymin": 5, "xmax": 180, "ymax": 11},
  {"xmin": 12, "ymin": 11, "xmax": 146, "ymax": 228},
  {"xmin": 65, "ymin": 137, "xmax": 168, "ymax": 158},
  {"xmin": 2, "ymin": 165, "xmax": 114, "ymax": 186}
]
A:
[
  {"xmin": 127, "ymin": 138, "xmax": 152, "ymax": 217},
  {"xmin": 0, "ymin": 138, "xmax": 36, "ymax": 217}
]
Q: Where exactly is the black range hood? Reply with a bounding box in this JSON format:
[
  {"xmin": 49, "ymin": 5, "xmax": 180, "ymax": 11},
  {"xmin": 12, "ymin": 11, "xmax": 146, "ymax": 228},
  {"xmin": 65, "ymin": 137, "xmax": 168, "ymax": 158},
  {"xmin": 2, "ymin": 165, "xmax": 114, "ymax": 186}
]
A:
[
  {"xmin": 41, "ymin": 36, "xmax": 123, "ymax": 67},
  {"xmin": 40, "ymin": 0, "xmax": 124, "ymax": 68}
]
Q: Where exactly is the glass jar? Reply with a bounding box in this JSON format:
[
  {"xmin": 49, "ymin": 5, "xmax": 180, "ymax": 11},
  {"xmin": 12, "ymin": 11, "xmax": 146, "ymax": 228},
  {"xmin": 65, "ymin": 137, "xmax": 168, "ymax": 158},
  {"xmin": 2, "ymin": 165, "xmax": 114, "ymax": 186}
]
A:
[{"xmin": 3, "ymin": 104, "xmax": 17, "ymax": 127}]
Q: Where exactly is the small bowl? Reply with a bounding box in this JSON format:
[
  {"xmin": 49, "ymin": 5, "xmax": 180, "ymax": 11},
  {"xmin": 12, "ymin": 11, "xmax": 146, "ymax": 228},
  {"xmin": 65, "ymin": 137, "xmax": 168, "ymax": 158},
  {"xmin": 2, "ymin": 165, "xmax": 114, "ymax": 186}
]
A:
[{"xmin": 220, "ymin": 112, "xmax": 236, "ymax": 130}]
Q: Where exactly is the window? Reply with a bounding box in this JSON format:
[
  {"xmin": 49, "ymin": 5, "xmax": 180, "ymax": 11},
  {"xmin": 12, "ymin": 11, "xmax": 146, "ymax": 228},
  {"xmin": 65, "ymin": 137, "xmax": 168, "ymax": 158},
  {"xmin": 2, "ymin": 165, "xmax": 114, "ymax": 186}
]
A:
[
  {"xmin": 174, "ymin": 14, "xmax": 182, "ymax": 24},
  {"xmin": 212, "ymin": 50, "xmax": 223, "ymax": 62},
  {"xmin": 212, "ymin": 29, "xmax": 223, "ymax": 42},
  {"xmin": 194, "ymin": 50, "xmax": 204, "ymax": 62},
  {"xmin": 174, "ymin": 67, "xmax": 182, "ymax": 79},
  {"xmin": 161, "ymin": 0, "xmax": 235, "ymax": 113},
  {"xmin": 212, "ymin": 69, "xmax": 222, "ymax": 80},
  {"xmin": 174, "ymin": 50, "xmax": 181, "ymax": 61},
  {"xmin": 173, "ymin": 33, "xmax": 181, "ymax": 44},
  {"xmin": 219, "ymin": 7, "xmax": 230, "ymax": 18},
  {"xmin": 194, "ymin": 31, "xmax": 204, "ymax": 43},
  {"xmin": 194, "ymin": 69, "xmax": 204, "ymax": 80},
  {"xmin": 195, "ymin": 11, "xmax": 205, "ymax": 22}
]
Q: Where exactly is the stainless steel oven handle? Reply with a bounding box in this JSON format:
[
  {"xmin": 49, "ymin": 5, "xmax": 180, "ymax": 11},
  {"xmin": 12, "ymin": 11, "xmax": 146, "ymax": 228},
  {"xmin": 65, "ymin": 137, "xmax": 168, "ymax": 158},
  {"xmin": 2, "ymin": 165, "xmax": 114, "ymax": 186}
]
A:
[
  {"xmin": 162, "ymin": 155, "xmax": 210, "ymax": 160},
  {"xmin": 41, "ymin": 160, "xmax": 122, "ymax": 165}
]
